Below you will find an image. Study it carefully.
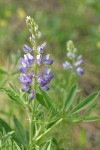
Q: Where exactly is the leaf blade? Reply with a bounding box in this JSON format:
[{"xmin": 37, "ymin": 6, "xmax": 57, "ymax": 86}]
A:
[
  {"xmin": 70, "ymin": 92, "xmax": 99, "ymax": 115},
  {"xmin": 36, "ymin": 93, "xmax": 57, "ymax": 113},
  {"xmin": 41, "ymin": 139, "xmax": 52, "ymax": 150},
  {"xmin": 63, "ymin": 84, "xmax": 77, "ymax": 112}
]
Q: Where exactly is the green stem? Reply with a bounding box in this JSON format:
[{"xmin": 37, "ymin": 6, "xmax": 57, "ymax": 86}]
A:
[
  {"xmin": 35, "ymin": 118, "xmax": 63, "ymax": 142},
  {"xmin": 29, "ymin": 43, "xmax": 37, "ymax": 150},
  {"xmin": 67, "ymin": 72, "xmax": 73, "ymax": 90}
]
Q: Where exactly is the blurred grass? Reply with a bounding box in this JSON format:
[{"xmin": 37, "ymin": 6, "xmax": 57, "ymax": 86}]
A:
[{"xmin": 0, "ymin": 0, "xmax": 100, "ymax": 149}]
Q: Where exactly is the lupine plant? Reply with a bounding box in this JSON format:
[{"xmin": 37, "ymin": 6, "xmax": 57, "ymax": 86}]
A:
[{"xmin": 0, "ymin": 16, "xmax": 100, "ymax": 150}]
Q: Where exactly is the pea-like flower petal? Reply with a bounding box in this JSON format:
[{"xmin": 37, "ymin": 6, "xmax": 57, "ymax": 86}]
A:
[
  {"xmin": 76, "ymin": 67, "xmax": 84, "ymax": 75},
  {"xmin": 23, "ymin": 45, "xmax": 32, "ymax": 53},
  {"xmin": 41, "ymin": 86, "xmax": 50, "ymax": 91},
  {"xmin": 21, "ymin": 85, "xmax": 29, "ymax": 92},
  {"xmin": 29, "ymin": 91, "xmax": 34, "ymax": 100}
]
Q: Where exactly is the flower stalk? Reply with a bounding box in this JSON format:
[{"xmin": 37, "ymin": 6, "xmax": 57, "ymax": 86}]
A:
[{"xmin": 18, "ymin": 16, "xmax": 54, "ymax": 149}]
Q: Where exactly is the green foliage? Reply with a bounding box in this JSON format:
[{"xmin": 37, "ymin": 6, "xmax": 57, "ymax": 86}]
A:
[
  {"xmin": 13, "ymin": 116, "xmax": 28, "ymax": 147},
  {"xmin": 70, "ymin": 92, "xmax": 99, "ymax": 115},
  {"xmin": 41, "ymin": 139, "xmax": 52, "ymax": 150},
  {"xmin": 0, "ymin": 119, "xmax": 12, "ymax": 133},
  {"xmin": 13, "ymin": 141, "xmax": 22, "ymax": 150},
  {"xmin": 0, "ymin": 129, "xmax": 14, "ymax": 149},
  {"xmin": 63, "ymin": 84, "xmax": 77, "ymax": 112},
  {"xmin": 0, "ymin": 87, "xmax": 25, "ymax": 108},
  {"xmin": 0, "ymin": 68, "xmax": 8, "ymax": 75},
  {"xmin": 36, "ymin": 92, "xmax": 57, "ymax": 114}
]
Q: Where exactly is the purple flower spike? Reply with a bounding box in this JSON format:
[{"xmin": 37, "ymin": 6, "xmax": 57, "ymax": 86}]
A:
[
  {"xmin": 21, "ymin": 85, "xmax": 28, "ymax": 92},
  {"xmin": 29, "ymin": 91, "xmax": 34, "ymax": 100},
  {"xmin": 19, "ymin": 19, "xmax": 53, "ymax": 98},
  {"xmin": 23, "ymin": 45, "xmax": 32, "ymax": 53},
  {"xmin": 62, "ymin": 41, "xmax": 84, "ymax": 76},
  {"xmin": 76, "ymin": 67, "xmax": 84, "ymax": 75},
  {"xmin": 41, "ymin": 86, "xmax": 50, "ymax": 91}
]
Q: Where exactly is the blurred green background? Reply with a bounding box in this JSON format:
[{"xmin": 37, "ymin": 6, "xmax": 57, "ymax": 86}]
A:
[{"xmin": 0, "ymin": 0, "xmax": 100, "ymax": 149}]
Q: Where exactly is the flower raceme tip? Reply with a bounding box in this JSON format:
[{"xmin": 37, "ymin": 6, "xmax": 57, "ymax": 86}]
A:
[{"xmin": 62, "ymin": 40, "xmax": 84, "ymax": 76}]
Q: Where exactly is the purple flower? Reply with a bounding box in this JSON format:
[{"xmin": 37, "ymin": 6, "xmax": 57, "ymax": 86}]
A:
[
  {"xmin": 37, "ymin": 46, "xmax": 44, "ymax": 53},
  {"xmin": 37, "ymin": 75, "xmax": 48, "ymax": 87},
  {"xmin": 37, "ymin": 69, "xmax": 54, "ymax": 89},
  {"xmin": 41, "ymin": 86, "xmax": 50, "ymax": 91},
  {"xmin": 20, "ymin": 58, "xmax": 30, "ymax": 67},
  {"xmin": 21, "ymin": 85, "xmax": 29, "ymax": 92},
  {"xmin": 19, "ymin": 67, "xmax": 28, "ymax": 73},
  {"xmin": 23, "ymin": 45, "xmax": 32, "ymax": 53},
  {"xmin": 18, "ymin": 74, "xmax": 32, "ymax": 86},
  {"xmin": 37, "ymin": 42, "xmax": 46, "ymax": 53},
  {"xmin": 43, "ymin": 70, "xmax": 54, "ymax": 80},
  {"xmin": 75, "ymin": 59, "xmax": 83, "ymax": 67},
  {"xmin": 24, "ymin": 53, "xmax": 34, "ymax": 64},
  {"xmin": 19, "ymin": 58, "xmax": 30, "ymax": 73},
  {"xmin": 76, "ymin": 67, "xmax": 84, "ymax": 75},
  {"xmin": 29, "ymin": 91, "xmax": 34, "ymax": 100},
  {"xmin": 62, "ymin": 61, "xmax": 72, "ymax": 70},
  {"xmin": 36, "ymin": 54, "xmax": 42, "ymax": 66},
  {"xmin": 42, "ymin": 54, "xmax": 53, "ymax": 65}
]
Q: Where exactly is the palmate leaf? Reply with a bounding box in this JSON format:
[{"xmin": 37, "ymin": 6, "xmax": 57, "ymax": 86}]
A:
[
  {"xmin": 47, "ymin": 112, "xmax": 61, "ymax": 129},
  {"xmin": 41, "ymin": 139, "xmax": 52, "ymax": 150},
  {"xmin": 63, "ymin": 84, "xmax": 77, "ymax": 112},
  {"xmin": 0, "ymin": 87, "xmax": 25, "ymax": 108},
  {"xmin": 70, "ymin": 92, "xmax": 99, "ymax": 115},
  {"xmin": 36, "ymin": 93, "xmax": 57, "ymax": 113}
]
